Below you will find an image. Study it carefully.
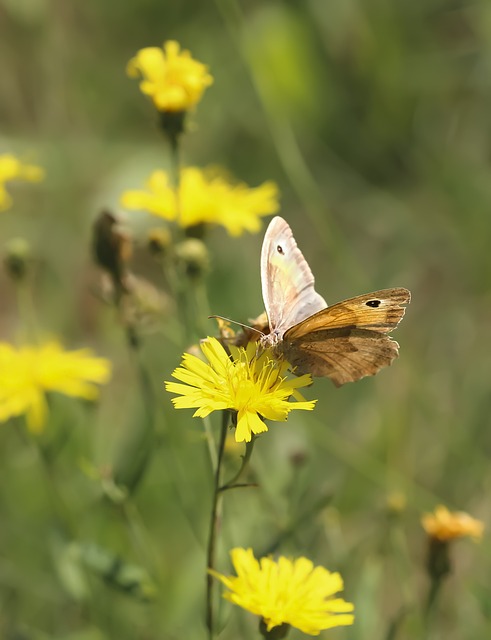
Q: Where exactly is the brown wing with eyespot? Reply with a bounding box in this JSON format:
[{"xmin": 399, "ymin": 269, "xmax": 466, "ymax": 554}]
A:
[
  {"xmin": 279, "ymin": 288, "xmax": 410, "ymax": 386},
  {"xmin": 284, "ymin": 288, "xmax": 410, "ymax": 338}
]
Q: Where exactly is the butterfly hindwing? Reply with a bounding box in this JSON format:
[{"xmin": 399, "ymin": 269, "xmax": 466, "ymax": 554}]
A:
[{"xmin": 281, "ymin": 327, "xmax": 401, "ymax": 386}]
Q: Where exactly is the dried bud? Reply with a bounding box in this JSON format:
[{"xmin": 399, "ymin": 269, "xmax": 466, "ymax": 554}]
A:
[
  {"xmin": 92, "ymin": 210, "xmax": 132, "ymax": 302},
  {"xmin": 289, "ymin": 450, "xmax": 308, "ymax": 468},
  {"xmin": 175, "ymin": 238, "xmax": 209, "ymax": 279}
]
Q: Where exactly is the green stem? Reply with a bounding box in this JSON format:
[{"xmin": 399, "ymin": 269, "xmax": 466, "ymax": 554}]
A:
[
  {"xmin": 16, "ymin": 279, "xmax": 38, "ymax": 343},
  {"xmin": 169, "ymin": 132, "xmax": 181, "ymax": 194},
  {"xmin": 219, "ymin": 437, "xmax": 256, "ymax": 491},
  {"xmin": 112, "ymin": 324, "xmax": 156, "ymax": 495},
  {"xmin": 202, "ymin": 415, "xmax": 218, "ymax": 471},
  {"xmin": 423, "ymin": 575, "xmax": 443, "ymax": 638},
  {"xmin": 205, "ymin": 409, "xmax": 229, "ymax": 639},
  {"xmin": 192, "ymin": 278, "xmax": 212, "ymax": 338},
  {"xmin": 27, "ymin": 430, "xmax": 76, "ymax": 538},
  {"xmin": 162, "ymin": 128, "xmax": 199, "ymax": 345},
  {"xmin": 384, "ymin": 606, "xmax": 408, "ymax": 640}
]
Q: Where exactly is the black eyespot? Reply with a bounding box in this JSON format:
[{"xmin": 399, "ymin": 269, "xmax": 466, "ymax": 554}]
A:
[
  {"xmin": 277, "ymin": 245, "xmax": 284, "ymax": 254},
  {"xmin": 366, "ymin": 299, "xmax": 381, "ymax": 308}
]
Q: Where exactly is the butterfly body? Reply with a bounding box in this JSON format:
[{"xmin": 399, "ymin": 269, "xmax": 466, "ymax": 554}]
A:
[{"xmin": 260, "ymin": 217, "xmax": 410, "ymax": 386}]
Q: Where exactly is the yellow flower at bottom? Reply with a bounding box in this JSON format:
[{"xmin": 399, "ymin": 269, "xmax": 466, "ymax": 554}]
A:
[
  {"xmin": 210, "ymin": 548, "xmax": 355, "ymax": 636},
  {"xmin": 0, "ymin": 153, "xmax": 45, "ymax": 212},
  {"xmin": 121, "ymin": 167, "xmax": 279, "ymax": 236},
  {"xmin": 165, "ymin": 338, "xmax": 315, "ymax": 443},
  {"xmin": 0, "ymin": 341, "xmax": 112, "ymax": 433},
  {"xmin": 421, "ymin": 505, "xmax": 484, "ymax": 542},
  {"xmin": 126, "ymin": 40, "xmax": 213, "ymax": 112}
]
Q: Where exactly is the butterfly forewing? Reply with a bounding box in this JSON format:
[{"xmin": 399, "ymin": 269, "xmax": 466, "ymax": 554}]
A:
[
  {"xmin": 261, "ymin": 217, "xmax": 327, "ymax": 335},
  {"xmin": 284, "ymin": 288, "xmax": 410, "ymax": 339}
]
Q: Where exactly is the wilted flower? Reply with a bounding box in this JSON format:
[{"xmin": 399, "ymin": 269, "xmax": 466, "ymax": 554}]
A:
[
  {"xmin": 0, "ymin": 341, "xmax": 111, "ymax": 433},
  {"xmin": 126, "ymin": 40, "xmax": 213, "ymax": 113},
  {"xmin": 0, "ymin": 153, "xmax": 44, "ymax": 212},
  {"xmin": 210, "ymin": 548, "xmax": 354, "ymax": 636},
  {"xmin": 422, "ymin": 505, "xmax": 484, "ymax": 542},
  {"xmin": 92, "ymin": 210, "xmax": 133, "ymax": 303},
  {"xmin": 165, "ymin": 338, "xmax": 315, "ymax": 443},
  {"xmin": 121, "ymin": 167, "xmax": 279, "ymax": 236},
  {"xmin": 422, "ymin": 505, "xmax": 484, "ymax": 583}
]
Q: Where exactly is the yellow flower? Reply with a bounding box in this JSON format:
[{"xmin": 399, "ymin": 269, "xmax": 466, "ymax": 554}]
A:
[
  {"xmin": 0, "ymin": 153, "xmax": 44, "ymax": 212},
  {"xmin": 126, "ymin": 40, "xmax": 213, "ymax": 112},
  {"xmin": 121, "ymin": 167, "xmax": 279, "ymax": 236},
  {"xmin": 422, "ymin": 505, "xmax": 484, "ymax": 542},
  {"xmin": 165, "ymin": 338, "xmax": 315, "ymax": 443},
  {"xmin": 0, "ymin": 341, "xmax": 112, "ymax": 433},
  {"xmin": 210, "ymin": 548, "xmax": 355, "ymax": 636}
]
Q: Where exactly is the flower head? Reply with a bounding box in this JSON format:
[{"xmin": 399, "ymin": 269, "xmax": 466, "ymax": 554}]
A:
[
  {"xmin": 165, "ymin": 338, "xmax": 315, "ymax": 443},
  {"xmin": 0, "ymin": 153, "xmax": 44, "ymax": 212},
  {"xmin": 127, "ymin": 40, "xmax": 213, "ymax": 112},
  {"xmin": 210, "ymin": 548, "xmax": 355, "ymax": 636},
  {"xmin": 422, "ymin": 505, "xmax": 484, "ymax": 542},
  {"xmin": 121, "ymin": 167, "xmax": 279, "ymax": 236},
  {"xmin": 0, "ymin": 341, "xmax": 112, "ymax": 433}
]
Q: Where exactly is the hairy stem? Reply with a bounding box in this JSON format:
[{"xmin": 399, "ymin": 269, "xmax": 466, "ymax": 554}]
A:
[{"xmin": 205, "ymin": 409, "xmax": 229, "ymax": 638}]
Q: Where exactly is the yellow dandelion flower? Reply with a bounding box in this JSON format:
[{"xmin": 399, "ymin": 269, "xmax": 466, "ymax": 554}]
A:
[
  {"xmin": 0, "ymin": 153, "xmax": 45, "ymax": 212},
  {"xmin": 165, "ymin": 338, "xmax": 315, "ymax": 443},
  {"xmin": 422, "ymin": 505, "xmax": 484, "ymax": 542},
  {"xmin": 0, "ymin": 341, "xmax": 112, "ymax": 433},
  {"xmin": 126, "ymin": 40, "xmax": 213, "ymax": 112},
  {"xmin": 210, "ymin": 548, "xmax": 355, "ymax": 636},
  {"xmin": 121, "ymin": 170, "xmax": 176, "ymax": 222},
  {"xmin": 121, "ymin": 167, "xmax": 279, "ymax": 236}
]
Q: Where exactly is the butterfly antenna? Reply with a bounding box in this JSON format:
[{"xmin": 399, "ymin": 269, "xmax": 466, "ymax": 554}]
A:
[{"xmin": 208, "ymin": 315, "xmax": 265, "ymax": 337}]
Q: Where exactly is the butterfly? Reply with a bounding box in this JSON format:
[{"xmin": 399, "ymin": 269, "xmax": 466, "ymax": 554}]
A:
[{"xmin": 260, "ymin": 216, "xmax": 410, "ymax": 386}]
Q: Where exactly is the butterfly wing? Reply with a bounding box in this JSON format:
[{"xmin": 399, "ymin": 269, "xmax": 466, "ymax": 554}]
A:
[
  {"xmin": 261, "ymin": 216, "xmax": 327, "ymax": 335},
  {"xmin": 281, "ymin": 288, "xmax": 410, "ymax": 385}
]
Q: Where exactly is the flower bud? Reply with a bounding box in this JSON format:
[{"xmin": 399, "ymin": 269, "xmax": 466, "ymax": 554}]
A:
[
  {"xmin": 147, "ymin": 227, "xmax": 172, "ymax": 257},
  {"xmin": 175, "ymin": 238, "xmax": 210, "ymax": 279},
  {"xmin": 4, "ymin": 237, "xmax": 31, "ymax": 281}
]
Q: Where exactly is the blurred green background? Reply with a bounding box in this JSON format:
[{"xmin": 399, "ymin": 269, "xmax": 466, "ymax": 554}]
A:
[{"xmin": 1, "ymin": 0, "xmax": 491, "ymax": 638}]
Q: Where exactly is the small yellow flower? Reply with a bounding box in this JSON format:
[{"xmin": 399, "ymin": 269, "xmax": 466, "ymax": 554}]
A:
[
  {"xmin": 0, "ymin": 153, "xmax": 44, "ymax": 212},
  {"xmin": 422, "ymin": 505, "xmax": 484, "ymax": 542},
  {"xmin": 126, "ymin": 40, "xmax": 213, "ymax": 112},
  {"xmin": 0, "ymin": 341, "xmax": 112, "ymax": 433},
  {"xmin": 121, "ymin": 167, "xmax": 279, "ymax": 236},
  {"xmin": 165, "ymin": 338, "xmax": 315, "ymax": 443},
  {"xmin": 210, "ymin": 548, "xmax": 355, "ymax": 636}
]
